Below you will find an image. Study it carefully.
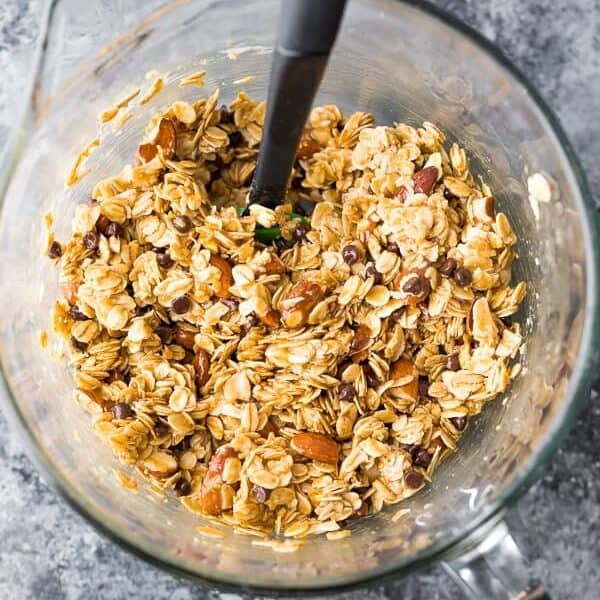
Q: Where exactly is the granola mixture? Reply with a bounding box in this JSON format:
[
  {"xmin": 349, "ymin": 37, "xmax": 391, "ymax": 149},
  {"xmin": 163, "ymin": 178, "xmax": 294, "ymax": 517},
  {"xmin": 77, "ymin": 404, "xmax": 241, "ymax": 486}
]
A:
[{"xmin": 49, "ymin": 88, "xmax": 525, "ymax": 538}]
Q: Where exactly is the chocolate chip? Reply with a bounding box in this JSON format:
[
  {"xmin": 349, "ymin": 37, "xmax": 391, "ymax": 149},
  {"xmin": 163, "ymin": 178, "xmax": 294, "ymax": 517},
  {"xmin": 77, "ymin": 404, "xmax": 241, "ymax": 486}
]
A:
[
  {"xmin": 413, "ymin": 449, "xmax": 432, "ymax": 468},
  {"xmin": 338, "ymin": 383, "xmax": 356, "ymax": 401},
  {"xmin": 364, "ymin": 264, "xmax": 382, "ymax": 284},
  {"xmin": 387, "ymin": 240, "xmax": 400, "ymax": 254},
  {"xmin": 443, "ymin": 187, "xmax": 458, "ymax": 200},
  {"xmin": 291, "ymin": 176, "xmax": 304, "ymax": 189},
  {"xmin": 292, "ymin": 222, "xmax": 310, "ymax": 243},
  {"xmin": 174, "ymin": 437, "xmax": 191, "ymax": 452},
  {"xmin": 172, "ymin": 295, "xmax": 191, "ymax": 314},
  {"xmin": 405, "ymin": 470, "xmax": 424, "ymax": 489},
  {"xmin": 294, "ymin": 198, "xmax": 316, "ymax": 216},
  {"xmin": 48, "ymin": 241, "xmax": 62, "ymax": 259},
  {"xmin": 402, "ymin": 275, "xmax": 424, "ymax": 295},
  {"xmin": 112, "ymin": 403, "xmax": 134, "ymax": 420},
  {"xmin": 364, "ymin": 365, "xmax": 380, "ymax": 388},
  {"xmin": 219, "ymin": 105, "xmax": 234, "ymax": 124},
  {"xmin": 438, "ymin": 257, "xmax": 457, "ymax": 277},
  {"xmin": 172, "ymin": 215, "xmax": 192, "ymax": 233},
  {"xmin": 418, "ymin": 376, "xmax": 429, "ymax": 398},
  {"xmin": 229, "ymin": 130, "xmax": 243, "ymax": 147},
  {"xmin": 446, "ymin": 353, "xmax": 460, "ymax": 371},
  {"xmin": 274, "ymin": 237, "xmax": 293, "ymax": 253},
  {"xmin": 71, "ymin": 336, "xmax": 87, "ymax": 351},
  {"xmin": 82, "ymin": 231, "xmax": 99, "ymax": 251},
  {"xmin": 96, "ymin": 214, "xmax": 111, "ymax": 234},
  {"xmin": 220, "ymin": 297, "xmax": 239, "ymax": 312},
  {"xmin": 156, "ymin": 252, "xmax": 174, "ymax": 268},
  {"xmin": 243, "ymin": 314, "xmax": 259, "ymax": 332},
  {"xmin": 174, "ymin": 478, "xmax": 192, "ymax": 497},
  {"xmin": 342, "ymin": 245, "xmax": 359, "ymax": 265},
  {"xmin": 454, "ymin": 267, "xmax": 472, "ymax": 286},
  {"xmin": 390, "ymin": 309, "xmax": 403, "ymax": 323},
  {"xmin": 134, "ymin": 304, "xmax": 151, "ymax": 317},
  {"xmin": 105, "ymin": 222, "xmax": 124, "ymax": 238},
  {"xmin": 69, "ymin": 306, "xmax": 87, "ymax": 321},
  {"xmin": 451, "ymin": 416, "xmax": 467, "ymax": 431},
  {"xmin": 253, "ymin": 485, "xmax": 270, "ymax": 503},
  {"xmin": 154, "ymin": 422, "xmax": 170, "ymax": 437},
  {"xmin": 155, "ymin": 325, "xmax": 174, "ymax": 344}
]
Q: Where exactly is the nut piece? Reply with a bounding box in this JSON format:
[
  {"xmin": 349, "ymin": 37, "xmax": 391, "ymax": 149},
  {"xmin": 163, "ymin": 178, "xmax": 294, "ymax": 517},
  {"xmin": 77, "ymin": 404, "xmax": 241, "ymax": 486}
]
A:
[
  {"xmin": 174, "ymin": 324, "xmax": 196, "ymax": 349},
  {"xmin": 281, "ymin": 281, "xmax": 324, "ymax": 328},
  {"xmin": 412, "ymin": 166, "xmax": 438, "ymax": 195},
  {"xmin": 394, "ymin": 269, "xmax": 431, "ymax": 304},
  {"xmin": 137, "ymin": 118, "xmax": 177, "ymax": 162},
  {"xmin": 472, "ymin": 196, "xmax": 495, "ymax": 223},
  {"xmin": 351, "ymin": 324, "xmax": 372, "ymax": 354},
  {"xmin": 200, "ymin": 446, "xmax": 238, "ymax": 515},
  {"xmin": 209, "ymin": 254, "xmax": 233, "ymax": 298},
  {"xmin": 388, "ymin": 358, "xmax": 418, "ymax": 402},
  {"xmin": 258, "ymin": 308, "xmax": 281, "ymax": 328},
  {"xmin": 291, "ymin": 432, "xmax": 339, "ymax": 465},
  {"xmin": 296, "ymin": 127, "xmax": 321, "ymax": 159},
  {"xmin": 193, "ymin": 348, "xmax": 211, "ymax": 388}
]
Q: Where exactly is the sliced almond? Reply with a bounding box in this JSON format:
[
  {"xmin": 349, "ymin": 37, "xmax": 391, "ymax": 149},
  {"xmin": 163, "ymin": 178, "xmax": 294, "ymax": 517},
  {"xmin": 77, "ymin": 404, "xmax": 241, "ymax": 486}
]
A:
[
  {"xmin": 209, "ymin": 254, "xmax": 233, "ymax": 298},
  {"xmin": 291, "ymin": 432, "xmax": 339, "ymax": 465},
  {"xmin": 388, "ymin": 358, "xmax": 418, "ymax": 402},
  {"xmin": 471, "ymin": 297, "xmax": 498, "ymax": 346}
]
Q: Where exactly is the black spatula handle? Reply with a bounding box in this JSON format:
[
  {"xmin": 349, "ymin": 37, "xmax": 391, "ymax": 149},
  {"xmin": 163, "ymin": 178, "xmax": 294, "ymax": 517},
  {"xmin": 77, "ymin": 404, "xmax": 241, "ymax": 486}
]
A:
[{"xmin": 248, "ymin": 0, "xmax": 347, "ymax": 208}]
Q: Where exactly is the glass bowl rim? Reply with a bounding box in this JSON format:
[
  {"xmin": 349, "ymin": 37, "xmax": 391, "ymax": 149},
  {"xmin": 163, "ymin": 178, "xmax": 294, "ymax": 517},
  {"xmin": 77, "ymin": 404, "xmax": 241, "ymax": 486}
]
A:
[{"xmin": 0, "ymin": 0, "xmax": 598, "ymax": 594}]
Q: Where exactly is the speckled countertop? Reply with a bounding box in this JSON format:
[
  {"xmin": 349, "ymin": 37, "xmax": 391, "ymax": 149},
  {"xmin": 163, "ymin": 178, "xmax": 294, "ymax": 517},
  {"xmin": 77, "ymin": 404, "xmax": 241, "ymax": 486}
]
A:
[{"xmin": 0, "ymin": 1, "xmax": 599, "ymax": 598}]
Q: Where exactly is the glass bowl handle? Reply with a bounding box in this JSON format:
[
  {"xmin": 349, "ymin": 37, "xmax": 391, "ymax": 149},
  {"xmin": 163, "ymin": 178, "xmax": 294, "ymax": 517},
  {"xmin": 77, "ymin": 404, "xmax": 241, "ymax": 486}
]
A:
[{"xmin": 442, "ymin": 518, "xmax": 550, "ymax": 599}]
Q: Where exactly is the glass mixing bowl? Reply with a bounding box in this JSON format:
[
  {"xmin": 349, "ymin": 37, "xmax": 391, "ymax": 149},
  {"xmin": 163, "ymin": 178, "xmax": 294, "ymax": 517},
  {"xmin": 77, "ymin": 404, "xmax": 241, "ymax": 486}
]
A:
[{"xmin": 0, "ymin": 0, "xmax": 598, "ymax": 597}]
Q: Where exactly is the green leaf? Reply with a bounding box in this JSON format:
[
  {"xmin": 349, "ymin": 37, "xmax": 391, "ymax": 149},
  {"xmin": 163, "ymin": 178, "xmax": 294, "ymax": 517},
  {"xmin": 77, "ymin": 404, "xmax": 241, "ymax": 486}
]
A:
[
  {"xmin": 236, "ymin": 206, "xmax": 247, "ymax": 217},
  {"xmin": 289, "ymin": 212, "xmax": 309, "ymax": 226},
  {"xmin": 255, "ymin": 226, "xmax": 281, "ymax": 244}
]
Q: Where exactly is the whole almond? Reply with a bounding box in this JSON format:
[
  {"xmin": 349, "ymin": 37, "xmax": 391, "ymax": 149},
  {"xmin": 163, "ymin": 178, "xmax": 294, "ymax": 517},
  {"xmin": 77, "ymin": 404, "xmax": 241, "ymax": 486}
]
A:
[
  {"xmin": 138, "ymin": 142, "xmax": 158, "ymax": 163},
  {"xmin": 296, "ymin": 127, "xmax": 321, "ymax": 159},
  {"xmin": 412, "ymin": 166, "xmax": 438, "ymax": 195},
  {"xmin": 193, "ymin": 348, "xmax": 211, "ymax": 388},
  {"xmin": 154, "ymin": 118, "xmax": 177, "ymax": 159},
  {"xmin": 281, "ymin": 281, "xmax": 324, "ymax": 328},
  {"xmin": 389, "ymin": 358, "xmax": 419, "ymax": 402},
  {"xmin": 174, "ymin": 324, "xmax": 196, "ymax": 349},
  {"xmin": 200, "ymin": 445, "xmax": 237, "ymax": 515},
  {"xmin": 209, "ymin": 254, "xmax": 233, "ymax": 298},
  {"xmin": 291, "ymin": 432, "xmax": 339, "ymax": 465}
]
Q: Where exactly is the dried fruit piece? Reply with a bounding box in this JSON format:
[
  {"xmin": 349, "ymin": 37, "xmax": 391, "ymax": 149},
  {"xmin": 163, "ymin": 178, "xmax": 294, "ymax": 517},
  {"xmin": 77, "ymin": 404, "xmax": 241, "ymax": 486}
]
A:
[
  {"xmin": 193, "ymin": 348, "xmax": 211, "ymax": 388},
  {"xmin": 258, "ymin": 308, "xmax": 281, "ymax": 327},
  {"xmin": 200, "ymin": 446, "xmax": 238, "ymax": 515},
  {"xmin": 412, "ymin": 166, "xmax": 438, "ymax": 195},
  {"xmin": 137, "ymin": 118, "xmax": 177, "ymax": 162},
  {"xmin": 296, "ymin": 127, "xmax": 320, "ymax": 159},
  {"xmin": 351, "ymin": 324, "xmax": 372, "ymax": 354},
  {"xmin": 291, "ymin": 432, "xmax": 339, "ymax": 465},
  {"xmin": 281, "ymin": 281, "xmax": 324, "ymax": 328},
  {"xmin": 209, "ymin": 254, "xmax": 233, "ymax": 298},
  {"xmin": 388, "ymin": 358, "xmax": 418, "ymax": 402}
]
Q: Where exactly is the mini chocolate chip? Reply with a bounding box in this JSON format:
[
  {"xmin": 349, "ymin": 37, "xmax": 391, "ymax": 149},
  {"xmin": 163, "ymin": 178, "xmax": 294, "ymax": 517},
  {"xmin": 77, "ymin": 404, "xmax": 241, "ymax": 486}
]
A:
[
  {"xmin": 454, "ymin": 267, "xmax": 472, "ymax": 286},
  {"xmin": 156, "ymin": 252, "xmax": 174, "ymax": 268},
  {"xmin": 105, "ymin": 222, "xmax": 124, "ymax": 238},
  {"xmin": 48, "ymin": 241, "xmax": 62, "ymax": 259},
  {"xmin": 338, "ymin": 382, "xmax": 356, "ymax": 401},
  {"xmin": 82, "ymin": 231, "xmax": 99, "ymax": 251},
  {"xmin": 155, "ymin": 325, "xmax": 174, "ymax": 344},
  {"xmin": 364, "ymin": 264, "xmax": 382, "ymax": 284},
  {"xmin": 438, "ymin": 257, "xmax": 457, "ymax": 277},
  {"xmin": 418, "ymin": 377, "xmax": 429, "ymax": 398},
  {"xmin": 112, "ymin": 403, "xmax": 134, "ymax": 420},
  {"xmin": 364, "ymin": 365, "xmax": 380, "ymax": 388},
  {"xmin": 293, "ymin": 223, "xmax": 310, "ymax": 243},
  {"xmin": 69, "ymin": 306, "xmax": 87, "ymax": 321},
  {"xmin": 172, "ymin": 295, "xmax": 191, "ymax": 314},
  {"xmin": 154, "ymin": 422, "xmax": 170, "ymax": 437},
  {"xmin": 274, "ymin": 237, "xmax": 293, "ymax": 253},
  {"xmin": 174, "ymin": 478, "xmax": 192, "ymax": 497},
  {"xmin": 342, "ymin": 245, "xmax": 359, "ymax": 265},
  {"xmin": 451, "ymin": 416, "xmax": 467, "ymax": 431},
  {"xmin": 387, "ymin": 240, "xmax": 400, "ymax": 254},
  {"xmin": 172, "ymin": 215, "xmax": 192, "ymax": 233},
  {"xmin": 413, "ymin": 449, "xmax": 432, "ymax": 468},
  {"xmin": 405, "ymin": 470, "xmax": 424, "ymax": 489},
  {"xmin": 134, "ymin": 305, "xmax": 151, "ymax": 317},
  {"xmin": 443, "ymin": 187, "xmax": 458, "ymax": 200},
  {"xmin": 502, "ymin": 316, "xmax": 513, "ymax": 327},
  {"xmin": 220, "ymin": 297, "xmax": 239, "ymax": 312},
  {"xmin": 219, "ymin": 105, "xmax": 234, "ymax": 124},
  {"xmin": 295, "ymin": 198, "xmax": 316, "ymax": 216},
  {"xmin": 229, "ymin": 130, "xmax": 243, "ymax": 147},
  {"xmin": 253, "ymin": 485, "xmax": 270, "ymax": 503},
  {"xmin": 389, "ymin": 309, "xmax": 403, "ymax": 323},
  {"xmin": 291, "ymin": 176, "xmax": 304, "ymax": 189},
  {"xmin": 402, "ymin": 275, "xmax": 423, "ymax": 295},
  {"xmin": 71, "ymin": 336, "xmax": 87, "ymax": 351},
  {"xmin": 96, "ymin": 214, "xmax": 111, "ymax": 234},
  {"xmin": 174, "ymin": 437, "xmax": 191, "ymax": 452},
  {"xmin": 446, "ymin": 353, "xmax": 460, "ymax": 371}
]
